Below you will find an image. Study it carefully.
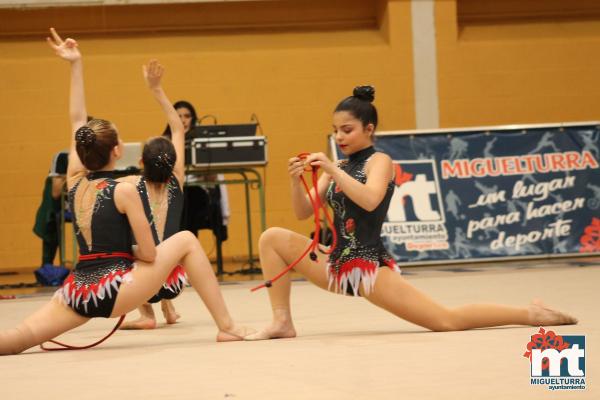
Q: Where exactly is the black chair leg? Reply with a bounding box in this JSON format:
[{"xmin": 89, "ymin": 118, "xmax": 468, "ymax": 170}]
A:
[{"xmin": 216, "ymin": 235, "xmax": 224, "ymax": 275}]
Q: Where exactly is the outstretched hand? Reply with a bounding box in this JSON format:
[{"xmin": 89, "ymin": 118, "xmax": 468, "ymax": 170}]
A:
[
  {"xmin": 46, "ymin": 27, "xmax": 81, "ymax": 62},
  {"xmin": 143, "ymin": 59, "xmax": 164, "ymax": 90}
]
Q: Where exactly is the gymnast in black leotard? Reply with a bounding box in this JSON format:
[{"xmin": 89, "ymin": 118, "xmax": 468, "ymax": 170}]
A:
[
  {"xmin": 246, "ymin": 85, "xmax": 577, "ymax": 341},
  {"xmin": 116, "ymin": 160, "xmax": 187, "ymax": 329},
  {"xmin": 119, "ymin": 145, "xmax": 188, "ymax": 328},
  {"xmin": 57, "ymin": 169, "xmax": 136, "ymax": 317},
  {"xmin": 138, "ymin": 173, "xmax": 186, "ymax": 303},
  {"xmin": 117, "ymin": 60, "xmax": 189, "ymax": 329},
  {"xmin": 326, "ymin": 145, "xmax": 400, "ymax": 296}
]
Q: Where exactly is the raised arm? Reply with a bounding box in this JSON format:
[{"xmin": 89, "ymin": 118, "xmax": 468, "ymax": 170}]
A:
[
  {"xmin": 46, "ymin": 27, "xmax": 87, "ymax": 181},
  {"xmin": 143, "ymin": 59, "xmax": 185, "ymax": 186},
  {"xmin": 305, "ymin": 151, "xmax": 393, "ymax": 212}
]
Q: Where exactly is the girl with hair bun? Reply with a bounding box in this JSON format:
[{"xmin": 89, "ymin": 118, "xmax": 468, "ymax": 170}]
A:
[
  {"xmin": 0, "ymin": 29, "xmax": 251, "ymax": 355},
  {"xmin": 117, "ymin": 60, "xmax": 188, "ymax": 330},
  {"xmin": 246, "ymin": 85, "xmax": 577, "ymax": 340}
]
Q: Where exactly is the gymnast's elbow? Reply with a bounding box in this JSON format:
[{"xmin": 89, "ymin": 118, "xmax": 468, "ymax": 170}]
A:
[
  {"xmin": 140, "ymin": 250, "xmax": 157, "ymax": 263},
  {"xmin": 133, "ymin": 246, "xmax": 156, "ymax": 263},
  {"xmin": 361, "ymin": 197, "xmax": 383, "ymax": 213},
  {"xmin": 293, "ymin": 207, "xmax": 313, "ymax": 221}
]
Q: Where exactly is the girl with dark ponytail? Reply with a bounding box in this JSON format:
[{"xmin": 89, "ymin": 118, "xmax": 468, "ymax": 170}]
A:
[
  {"xmin": 117, "ymin": 61, "xmax": 189, "ymax": 330},
  {"xmin": 246, "ymin": 85, "xmax": 577, "ymax": 340}
]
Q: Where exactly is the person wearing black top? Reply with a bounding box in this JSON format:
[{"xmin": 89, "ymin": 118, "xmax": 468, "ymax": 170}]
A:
[{"xmin": 163, "ymin": 101, "xmax": 230, "ymax": 245}]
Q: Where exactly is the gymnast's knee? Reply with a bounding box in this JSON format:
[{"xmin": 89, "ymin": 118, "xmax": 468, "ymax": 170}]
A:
[
  {"xmin": 173, "ymin": 230, "xmax": 202, "ymax": 252},
  {"xmin": 259, "ymin": 227, "xmax": 287, "ymax": 251},
  {"xmin": 427, "ymin": 313, "xmax": 464, "ymax": 332}
]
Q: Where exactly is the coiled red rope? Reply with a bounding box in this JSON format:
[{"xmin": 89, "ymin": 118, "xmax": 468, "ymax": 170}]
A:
[
  {"xmin": 40, "ymin": 252, "xmax": 132, "ymax": 352},
  {"xmin": 251, "ymin": 153, "xmax": 337, "ymax": 292}
]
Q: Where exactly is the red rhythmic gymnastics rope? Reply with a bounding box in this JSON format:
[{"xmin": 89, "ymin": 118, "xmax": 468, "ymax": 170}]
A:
[
  {"xmin": 40, "ymin": 315, "xmax": 125, "ymax": 351},
  {"xmin": 251, "ymin": 153, "xmax": 338, "ymax": 292},
  {"xmin": 40, "ymin": 252, "xmax": 134, "ymax": 352}
]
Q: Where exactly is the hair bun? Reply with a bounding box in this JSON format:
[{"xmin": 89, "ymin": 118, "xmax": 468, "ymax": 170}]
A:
[
  {"xmin": 75, "ymin": 126, "xmax": 96, "ymax": 147},
  {"xmin": 154, "ymin": 152, "xmax": 174, "ymax": 170},
  {"xmin": 353, "ymin": 85, "xmax": 375, "ymax": 103}
]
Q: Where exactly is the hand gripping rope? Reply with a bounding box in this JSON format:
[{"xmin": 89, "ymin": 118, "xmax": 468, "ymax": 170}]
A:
[
  {"xmin": 251, "ymin": 153, "xmax": 337, "ymax": 292},
  {"xmin": 40, "ymin": 252, "xmax": 132, "ymax": 352}
]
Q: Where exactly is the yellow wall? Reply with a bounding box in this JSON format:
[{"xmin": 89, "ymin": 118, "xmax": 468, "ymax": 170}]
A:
[
  {"xmin": 4, "ymin": 0, "xmax": 600, "ymax": 272},
  {"xmin": 0, "ymin": 0, "xmax": 415, "ymax": 270},
  {"xmin": 4, "ymin": 0, "xmax": 600, "ymax": 271},
  {"xmin": 436, "ymin": 0, "xmax": 600, "ymax": 127}
]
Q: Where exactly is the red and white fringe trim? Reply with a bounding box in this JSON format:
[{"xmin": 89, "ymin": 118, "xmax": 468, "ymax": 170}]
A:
[
  {"xmin": 327, "ymin": 258, "xmax": 401, "ymax": 296},
  {"xmin": 54, "ymin": 269, "xmax": 133, "ymax": 314},
  {"xmin": 383, "ymin": 258, "xmax": 402, "ymax": 274},
  {"xmin": 162, "ymin": 265, "xmax": 187, "ymax": 293}
]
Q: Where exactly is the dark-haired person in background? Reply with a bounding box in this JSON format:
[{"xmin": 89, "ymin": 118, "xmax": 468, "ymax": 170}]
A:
[
  {"xmin": 163, "ymin": 100, "xmax": 197, "ymax": 138},
  {"xmin": 0, "ymin": 29, "xmax": 251, "ymax": 355},
  {"xmin": 118, "ymin": 60, "xmax": 188, "ymax": 330},
  {"xmin": 163, "ymin": 101, "xmax": 230, "ymax": 256},
  {"xmin": 246, "ymin": 86, "xmax": 578, "ymax": 340}
]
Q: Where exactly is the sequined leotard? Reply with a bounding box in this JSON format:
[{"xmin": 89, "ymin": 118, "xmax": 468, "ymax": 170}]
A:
[
  {"xmin": 56, "ymin": 171, "xmax": 134, "ymax": 318},
  {"xmin": 326, "ymin": 146, "xmax": 400, "ymax": 296},
  {"xmin": 136, "ymin": 174, "xmax": 186, "ymax": 303}
]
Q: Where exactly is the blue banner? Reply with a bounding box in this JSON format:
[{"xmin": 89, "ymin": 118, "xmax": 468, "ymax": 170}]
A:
[{"xmin": 332, "ymin": 123, "xmax": 600, "ymax": 263}]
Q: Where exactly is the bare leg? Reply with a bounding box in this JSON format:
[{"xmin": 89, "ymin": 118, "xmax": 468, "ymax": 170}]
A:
[
  {"xmin": 161, "ymin": 299, "xmax": 180, "ymax": 324},
  {"xmin": 248, "ymin": 228, "xmax": 577, "ymax": 340},
  {"xmin": 362, "ymin": 268, "xmax": 576, "ymax": 331},
  {"xmin": 0, "ymin": 298, "xmax": 88, "ymax": 355},
  {"xmin": 246, "ymin": 227, "xmax": 332, "ymax": 340},
  {"xmin": 112, "ymin": 231, "xmax": 251, "ymax": 341},
  {"xmin": 119, "ymin": 304, "xmax": 157, "ymax": 330}
]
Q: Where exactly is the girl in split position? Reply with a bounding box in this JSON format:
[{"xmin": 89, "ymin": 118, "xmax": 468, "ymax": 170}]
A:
[
  {"xmin": 246, "ymin": 86, "xmax": 578, "ymax": 340},
  {"xmin": 0, "ymin": 28, "xmax": 250, "ymax": 355}
]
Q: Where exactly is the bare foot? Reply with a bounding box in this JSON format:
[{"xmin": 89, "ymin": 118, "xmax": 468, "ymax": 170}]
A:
[
  {"xmin": 528, "ymin": 299, "xmax": 578, "ymax": 326},
  {"xmin": 160, "ymin": 300, "xmax": 181, "ymax": 325},
  {"xmin": 119, "ymin": 316, "xmax": 157, "ymax": 330},
  {"xmin": 244, "ymin": 321, "xmax": 297, "ymax": 341},
  {"xmin": 217, "ymin": 326, "xmax": 257, "ymax": 342}
]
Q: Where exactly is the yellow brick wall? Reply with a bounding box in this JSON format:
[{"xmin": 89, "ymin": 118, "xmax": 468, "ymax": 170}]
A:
[
  {"xmin": 436, "ymin": 0, "xmax": 600, "ymax": 127},
  {"xmin": 5, "ymin": 0, "xmax": 600, "ymax": 272},
  {"xmin": 0, "ymin": 0, "xmax": 415, "ymax": 270}
]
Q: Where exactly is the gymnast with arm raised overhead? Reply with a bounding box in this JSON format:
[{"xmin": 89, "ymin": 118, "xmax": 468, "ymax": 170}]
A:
[{"xmin": 118, "ymin": 60, "xmax": 188, "ymax": 330}]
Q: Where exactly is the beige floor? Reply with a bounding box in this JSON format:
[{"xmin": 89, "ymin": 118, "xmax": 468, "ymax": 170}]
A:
[{"xmin": 0, "ymin": 259, "xmax": 598, "ymax": 400}]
